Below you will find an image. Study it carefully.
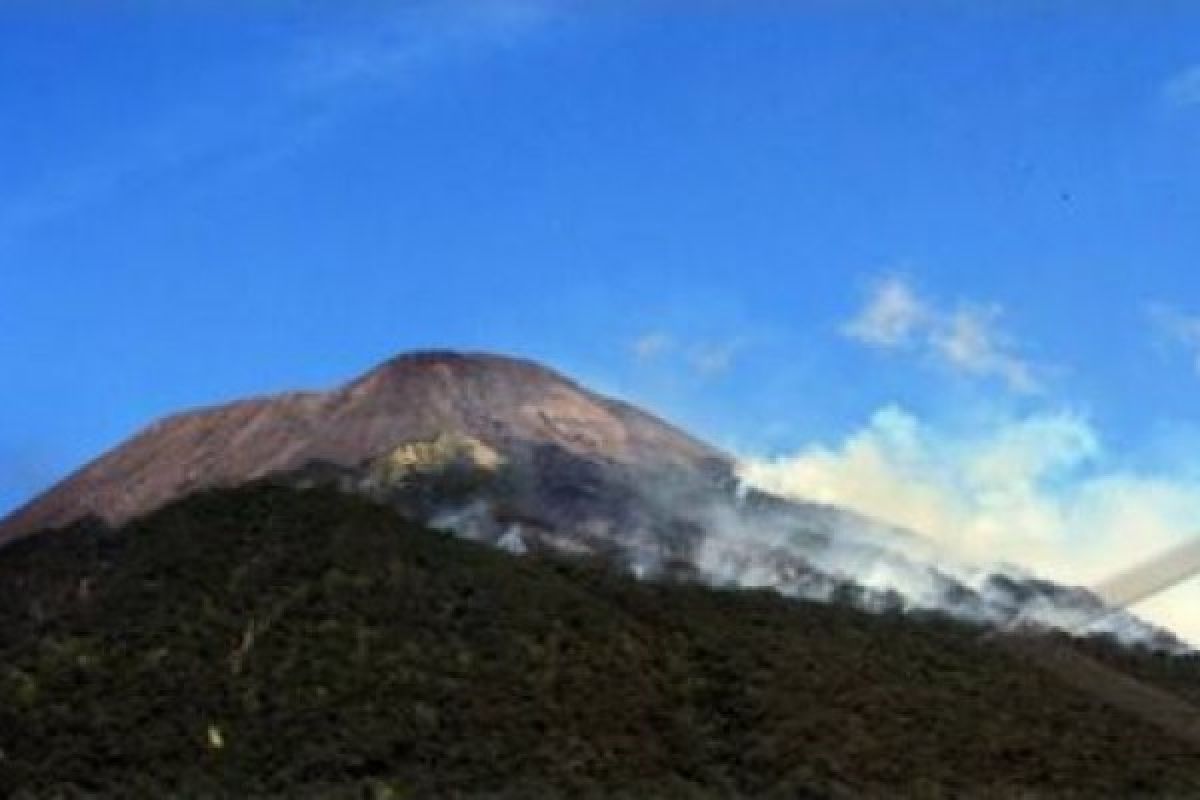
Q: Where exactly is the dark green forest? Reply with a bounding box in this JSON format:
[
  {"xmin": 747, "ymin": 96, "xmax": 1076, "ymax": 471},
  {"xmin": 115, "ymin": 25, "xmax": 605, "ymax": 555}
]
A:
[{"xmin": 2, "ymin": 484, "xmax": 1200, "ymax": 798}]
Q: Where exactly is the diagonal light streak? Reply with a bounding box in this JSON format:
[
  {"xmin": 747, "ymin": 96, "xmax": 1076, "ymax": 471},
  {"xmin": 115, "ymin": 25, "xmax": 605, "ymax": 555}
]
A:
[{"xmin": 1086, "ymin": 537, "xmax": 1200, "ymax": 624}]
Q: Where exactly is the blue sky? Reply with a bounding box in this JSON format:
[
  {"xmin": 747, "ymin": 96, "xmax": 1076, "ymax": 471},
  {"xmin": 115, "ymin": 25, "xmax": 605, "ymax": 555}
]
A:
[{"xmin": 5, "ymin": 2, "xmax": 1200, "ymax": 633}]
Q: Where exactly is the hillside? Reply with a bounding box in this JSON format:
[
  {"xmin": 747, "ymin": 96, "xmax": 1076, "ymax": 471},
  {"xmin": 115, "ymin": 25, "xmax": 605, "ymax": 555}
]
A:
[
  {"xmin": 2, "ymin": 484, "xmax": 1199, "ymax": 797},
  {"xmin": 0, "ymin": 351, "xmax": 725, "ymax": 545},
  {"xmin": 2, "ymin": 350, "xmax": 1183, "ymax": 651}
]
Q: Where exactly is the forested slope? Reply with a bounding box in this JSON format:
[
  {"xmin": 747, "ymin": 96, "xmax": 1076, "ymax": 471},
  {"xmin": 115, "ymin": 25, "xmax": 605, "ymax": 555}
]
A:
[{"xmin": 2, "ymin": 484, "xmax": 1199, "ymax": 798}]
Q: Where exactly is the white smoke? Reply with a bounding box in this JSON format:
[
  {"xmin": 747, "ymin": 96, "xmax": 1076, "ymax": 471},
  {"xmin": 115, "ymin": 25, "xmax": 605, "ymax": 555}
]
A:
[
  {"xmin": 429, "ymin": 500, "xmax": 495, "ymax": 542},
  {"xmin": 417, "ymin": 406, "xmax": 1198, "ymax": 648},
  {"xmin": 737, "ymin": 406, "xmax": 1200, "ymax": 647},
  {"xmin": 497, "ymin": 524, "xmax": 528, "ymax": 555}
]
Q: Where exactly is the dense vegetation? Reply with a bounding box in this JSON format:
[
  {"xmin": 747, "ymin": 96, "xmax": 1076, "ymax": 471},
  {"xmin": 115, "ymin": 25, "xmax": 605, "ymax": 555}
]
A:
[{"xmin": 2, "ymin": 484, "xmax": 1200, "ymax": 798}]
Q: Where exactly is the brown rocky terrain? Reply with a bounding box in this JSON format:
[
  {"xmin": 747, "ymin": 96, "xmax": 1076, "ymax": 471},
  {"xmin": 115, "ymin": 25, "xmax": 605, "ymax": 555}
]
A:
[{"xmin": 0, "ymin": 351, "xmax": 727, "ymax": 546}]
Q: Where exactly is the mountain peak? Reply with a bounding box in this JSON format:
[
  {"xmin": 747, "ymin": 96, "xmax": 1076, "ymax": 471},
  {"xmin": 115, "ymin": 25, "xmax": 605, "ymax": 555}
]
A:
[
  {"xmin": 344, "ymin": 350, "xmax": 582, "ymax": 404},
  {"xmin": 0, "ymin": 350, "xmax": 724, "ymax": 543},
  {"xmin": 368, "ymin": 349, "xmax": 566, "ymax": 375}
]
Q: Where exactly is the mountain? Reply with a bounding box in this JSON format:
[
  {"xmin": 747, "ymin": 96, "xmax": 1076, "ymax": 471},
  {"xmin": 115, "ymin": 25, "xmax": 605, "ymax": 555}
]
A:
[
  {"xmin": 3, "ymin": 483, "xmax": 1200, "ymax": 797},
  {"xmin": 0, "ymin": 351, "xmax": 724, "ymax": 544},
  {"xmin": 0, "ymin": 350, "xmax": 1184, "ymax": 649}
]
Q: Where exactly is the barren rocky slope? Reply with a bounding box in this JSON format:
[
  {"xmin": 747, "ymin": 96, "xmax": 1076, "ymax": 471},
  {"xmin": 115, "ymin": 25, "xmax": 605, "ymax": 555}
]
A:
[{"xmin": 0, "ymin": 351, "xmax": 726, "ymax": 545}]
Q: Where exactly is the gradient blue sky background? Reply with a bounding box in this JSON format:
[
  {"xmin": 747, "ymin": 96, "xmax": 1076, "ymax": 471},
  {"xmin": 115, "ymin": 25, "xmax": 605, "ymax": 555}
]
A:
[{"xmin": 4, "ymin": 1, "xmax": 1200, "ymax": 634}]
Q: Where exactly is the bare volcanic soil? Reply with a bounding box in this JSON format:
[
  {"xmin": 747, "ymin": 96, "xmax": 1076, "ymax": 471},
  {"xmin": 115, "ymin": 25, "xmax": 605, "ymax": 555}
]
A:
[
  {"xmin": 2, "ymin": 483, "xmax": 1200, "ymax": 797},
  {"xmin": 0, "ymin": 351, "xmax": 725, "ymax": 543}
]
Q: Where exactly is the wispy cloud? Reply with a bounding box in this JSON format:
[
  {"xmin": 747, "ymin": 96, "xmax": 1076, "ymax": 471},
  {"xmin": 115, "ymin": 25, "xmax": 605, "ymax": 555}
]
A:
[
  {"xmin": 1148, "ymin": 303, "xmax": 1200, "ymax": 374},
  {"xmin": 841, "ymin": 274, "xmax": 927, "ymax": 347},
  {"xmin": 1163, "ymin": 65, "xmax": 1200, "ymax": 108},
  {"xmin": 631, "ymin": 331, "xmax": 746, "ymax": 377},
  {"xmin": 843, "ymin": 275, "xmax": 1042, "ymax": 393},
  {"xmin": 0, "ymin": 1, "xmax": 562, "ymax": 244},
  {"xmin": 288, "ymin": 0, "xmax": 560, "ymax": 93},
  {"xmin": 688, "ymin": 339, "xmax": 746, "ymax": 377},
  {"xmin": 928, "ymin": 304, "xmax": 1040, "ymax": 393},
  {"xmin": 632, "ymin": 332, "xmax": 674, "ymax": 361}
]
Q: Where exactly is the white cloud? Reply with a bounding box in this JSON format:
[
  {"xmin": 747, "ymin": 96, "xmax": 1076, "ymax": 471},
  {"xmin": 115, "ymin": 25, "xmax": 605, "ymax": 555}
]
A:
[
  {"xmin": 929, "ymin": 304, "xmax": 1040, "ymax": 392},
  {"xmin": 841, "ymin": 275, "xmax": 927, "ymax": 347},
  {"xmin": 1163, "ymin": 65, "xmax": 1200, "ymax": 108},
  {"xmin": 632, "ymin": 332, "xmax": 674, "ymax": 361},
  {"xmin": 1148, "ymin": 303, "xmax": 1200, "ymax": 374},
  {"xmin": 739, "ymin": 406, "xmax": 1200, "ymax": 644},
  {"xmin": 689, "ymin": 340, "xmax": 745, "ymax": 377},
  {"xmin": 632, "ymin": 332, "xmax": 746, "ymax": 377},
  {"xmin": 843, "ymin": 275, "xmax": 1042, "ymax": 393},
  {"xmin": 289, "ymin": 1, "xmax": 560, "ymax": 92}
]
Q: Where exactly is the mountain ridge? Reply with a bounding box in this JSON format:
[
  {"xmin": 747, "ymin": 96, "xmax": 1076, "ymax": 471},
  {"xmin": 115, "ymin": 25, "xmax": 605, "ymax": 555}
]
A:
[
  {"xmin": 0, "ymin": 349, "xmax": 1186, "ymax": 652},
  {"xmin": 0, "ymin": 350, "xmax": 725, "ymax": 544}
]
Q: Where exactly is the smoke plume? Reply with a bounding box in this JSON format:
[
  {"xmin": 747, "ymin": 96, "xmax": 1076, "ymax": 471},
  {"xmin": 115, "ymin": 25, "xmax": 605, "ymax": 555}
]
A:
[{"xmin": 737, "ymin": 406, "xmax": 1200, "ymax": 646}]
